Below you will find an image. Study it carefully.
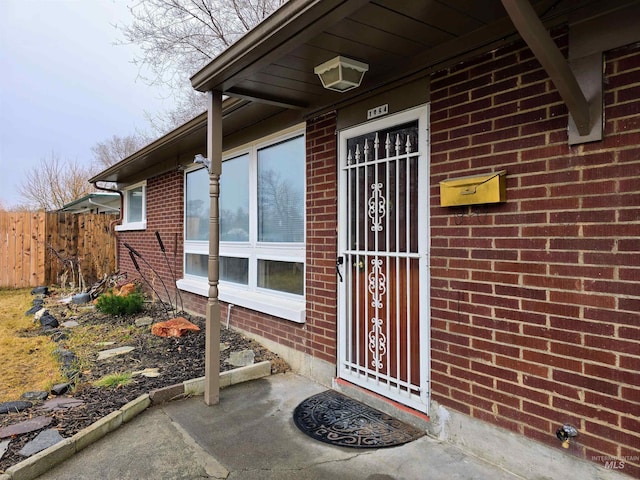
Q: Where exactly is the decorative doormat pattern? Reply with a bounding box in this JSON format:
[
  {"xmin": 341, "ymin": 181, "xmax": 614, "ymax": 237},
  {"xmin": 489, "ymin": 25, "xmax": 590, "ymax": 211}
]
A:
[{"xmin": 293, "ymin": 390, "xmax": 424, "ymax": 448}]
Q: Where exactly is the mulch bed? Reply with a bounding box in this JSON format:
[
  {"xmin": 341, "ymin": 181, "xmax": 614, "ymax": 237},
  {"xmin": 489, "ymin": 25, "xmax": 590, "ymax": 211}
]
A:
[{"xmin": 0, "ymin": 295, "xmax": 288, "ymax": 473}]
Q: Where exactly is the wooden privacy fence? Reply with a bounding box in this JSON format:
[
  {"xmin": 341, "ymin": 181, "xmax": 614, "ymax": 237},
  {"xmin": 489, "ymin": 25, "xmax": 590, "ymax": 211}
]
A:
[{"xmin": 0, "ymin": 212, "xmax": 116, "ymax": 289}]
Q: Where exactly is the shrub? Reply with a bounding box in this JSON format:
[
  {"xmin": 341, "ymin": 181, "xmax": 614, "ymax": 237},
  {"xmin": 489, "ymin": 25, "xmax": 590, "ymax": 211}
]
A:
[{"xmin": 95, "ymin": 291, "xmax": 144, "ymax": 316}]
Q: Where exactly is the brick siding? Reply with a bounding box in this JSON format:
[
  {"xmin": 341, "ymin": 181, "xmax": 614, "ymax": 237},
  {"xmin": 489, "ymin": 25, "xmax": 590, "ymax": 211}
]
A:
[
  {"xmin": 430, "ymin": 31, "xmax": 640, "ymax": 475},
  {"xmin": 117, "ymin": 172, "xmax": 184, "ymax": 308},
  {"xmin": 113, "ymin": 32, "xmax": 640, "ymax": 475}
]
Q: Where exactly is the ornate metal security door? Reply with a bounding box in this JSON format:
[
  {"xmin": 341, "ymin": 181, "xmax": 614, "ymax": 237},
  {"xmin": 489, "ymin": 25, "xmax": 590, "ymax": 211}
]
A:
[{"xmin": 338, "ymin": 107, "xmax": 429, "ymax": 412}]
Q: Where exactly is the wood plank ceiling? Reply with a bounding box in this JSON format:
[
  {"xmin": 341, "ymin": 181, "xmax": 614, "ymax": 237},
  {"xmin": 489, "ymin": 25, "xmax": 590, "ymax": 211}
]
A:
[{"xmin": 211, "ymin": 0, "xmax": 578, "ymax": 112}]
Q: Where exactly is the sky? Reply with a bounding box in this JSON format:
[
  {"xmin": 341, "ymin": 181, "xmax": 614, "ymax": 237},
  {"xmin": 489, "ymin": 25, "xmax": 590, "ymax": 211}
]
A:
[{"xmin": 0, "ymin": 0, "xmax": 176, "ymax": 208}]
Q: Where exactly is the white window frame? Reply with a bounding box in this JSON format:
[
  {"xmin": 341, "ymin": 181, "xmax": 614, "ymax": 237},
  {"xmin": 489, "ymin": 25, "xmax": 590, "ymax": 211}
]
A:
[
  {"xmin": 182, "ymin": 164, "xmax": 211, "ymax": 281},
  {"xmin": 115, "ymin": 181, "xmax": 147, "ymax": 231},
  {"xmin": 177, "ymin": 124, "xmax": 306, "ymax": 323}
]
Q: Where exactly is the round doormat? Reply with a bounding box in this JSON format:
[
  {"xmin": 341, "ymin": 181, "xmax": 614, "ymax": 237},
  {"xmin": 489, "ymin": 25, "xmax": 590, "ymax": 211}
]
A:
[{"xmin": 293, "ymin": 390, "xmax": 424, "ymax": 448}]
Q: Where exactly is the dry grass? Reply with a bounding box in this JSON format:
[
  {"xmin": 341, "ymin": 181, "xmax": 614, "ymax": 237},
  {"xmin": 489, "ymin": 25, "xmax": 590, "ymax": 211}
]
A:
[
  {"xmin": 0, "ymin": 289, "xmax": 63, "ymax": 402},
  {"xmin": 64, "ymin": 322, "xmax": 140, "ymax": 364}
]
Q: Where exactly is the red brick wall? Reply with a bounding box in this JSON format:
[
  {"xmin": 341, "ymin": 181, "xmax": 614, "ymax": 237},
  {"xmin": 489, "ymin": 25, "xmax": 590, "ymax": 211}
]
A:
[
  {"xmin": 117, "ymin": 171, "xmax": 184, "ymax": 308},
  {"xmin": 114, "ymin": 34, "xmax": 639, "ymax": 473},
  {"xmin": 305, "ymin": 112, "xmax": 339, "ymax": 362},
  {"xmin": 430, "ymin": 31, "xmax": 640, "ymax": 475}
]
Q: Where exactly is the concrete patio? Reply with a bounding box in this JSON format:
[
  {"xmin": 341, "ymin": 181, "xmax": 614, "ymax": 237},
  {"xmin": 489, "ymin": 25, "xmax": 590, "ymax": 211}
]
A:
[{"xmin": 31, "ymin": 373, "xmax": 522, "ymax": 480}]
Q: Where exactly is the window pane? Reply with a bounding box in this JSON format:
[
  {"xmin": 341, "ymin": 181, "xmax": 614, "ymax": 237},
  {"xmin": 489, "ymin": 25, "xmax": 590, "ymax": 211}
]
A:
[
  {"xmin": 258, "ymin": 259, "xmax": 304, "ymax": 295},
  {"xmin": 221, "ymin": 154, "xmax": 250, "ymax": 241},
  {"xmin": 185, "ymin": 253, "xmax": 208, "ymax": 277},
  {"xmin": 186, "ymin": 168, "xmax": 210, "ymax": 241},
  {"xmin": 127, "ymin": 186, "xmax": 143, "ymax": 223},
  {"xmin": 220, "ymin": 257, "xmax": 248, "ymax": 285},
  {"xmin": 258, "ymin": 136, "xmax": 304, "ymax": 242}
]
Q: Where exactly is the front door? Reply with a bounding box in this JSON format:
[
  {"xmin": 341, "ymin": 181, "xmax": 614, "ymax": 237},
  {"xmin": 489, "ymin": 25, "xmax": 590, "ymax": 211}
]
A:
[{"xmin": 337, "ymin": 107, "xmax": 429, "ymax": 412}]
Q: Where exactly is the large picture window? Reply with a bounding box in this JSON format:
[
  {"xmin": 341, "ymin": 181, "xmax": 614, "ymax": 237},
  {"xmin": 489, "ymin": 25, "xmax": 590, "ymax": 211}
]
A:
[{"xmin": 179, "ymin": 129, "xmax": 306, "ymax": 322}]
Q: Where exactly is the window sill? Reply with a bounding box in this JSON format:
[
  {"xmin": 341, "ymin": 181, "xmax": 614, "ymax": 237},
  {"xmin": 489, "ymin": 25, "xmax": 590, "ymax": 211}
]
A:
[
  {"xmin": 115, "ymin": 221, "xmax": 147, "ymax": 232},
  {"xmin": 177, "ymin": 278, "xmax": 305, "ymax": 323}
]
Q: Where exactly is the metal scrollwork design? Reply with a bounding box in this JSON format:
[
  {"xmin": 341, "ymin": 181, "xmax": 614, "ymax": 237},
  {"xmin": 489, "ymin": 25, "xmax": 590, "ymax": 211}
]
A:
[
  {"xmin": 367, "ymin": 258, "xmax": 387, "ymax": 370},
  {"xmin": 368, "ymin": 182, "xmax": 386, "ymax": 232}
]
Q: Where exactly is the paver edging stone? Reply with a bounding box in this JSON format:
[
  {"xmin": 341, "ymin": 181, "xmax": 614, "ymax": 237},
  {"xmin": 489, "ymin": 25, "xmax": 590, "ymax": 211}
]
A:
[
  {"xmin": 2, "ymin": 362, "xmax": 271, "ymax": 480},
  {"xmin": 4, "ymin": 439, "xmax": 74, "ymax": 480},
  {"xmin": 72, "ymin": 410, "xmax": 123, "ymax": 453}
]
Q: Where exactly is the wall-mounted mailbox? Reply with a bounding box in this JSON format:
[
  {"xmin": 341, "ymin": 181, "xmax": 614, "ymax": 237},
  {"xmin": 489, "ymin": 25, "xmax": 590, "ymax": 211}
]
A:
[{"xmin": 440, "ymin": 170, "xmax": 507, "ymax": 207}]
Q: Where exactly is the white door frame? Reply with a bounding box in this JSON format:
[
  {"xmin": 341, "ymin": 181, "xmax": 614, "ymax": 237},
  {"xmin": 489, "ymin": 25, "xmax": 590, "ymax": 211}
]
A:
[{"xmin": 337, "ymin": 105, "xmax": 430, "ymax": 413}]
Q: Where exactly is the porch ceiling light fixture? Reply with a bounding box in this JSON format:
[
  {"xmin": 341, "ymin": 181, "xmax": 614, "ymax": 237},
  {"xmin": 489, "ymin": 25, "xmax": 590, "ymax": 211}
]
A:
[{"xmin": 314, "ymin": 56, "xmax": 369, "ymax": 92}]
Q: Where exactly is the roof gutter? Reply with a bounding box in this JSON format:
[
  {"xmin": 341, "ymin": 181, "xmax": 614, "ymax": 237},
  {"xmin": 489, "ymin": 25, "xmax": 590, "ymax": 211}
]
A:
[
  {"xmin": 89, "ymin": 111, "xmax": 208, "ymax": 184},
  {"xmin": 92, "ymin": 182, "xmax": 124, "ymax": 270},
  {"xmin": 90, "ymin": 97, "xmax": 252, "ymax": 184},
  {"xmin": 60, "ymin": 192, "xmax": 119, "ymax": 210},
  {"xmin": 88, "ymin": 198, "xmax": 120, "ymax": 212}
]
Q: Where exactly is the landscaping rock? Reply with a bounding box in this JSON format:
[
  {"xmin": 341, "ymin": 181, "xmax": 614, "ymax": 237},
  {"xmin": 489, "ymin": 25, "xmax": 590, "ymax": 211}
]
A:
[
  {"xmin": 0, "ymin": 401, "xmax": 32, "ymax": 414},
  {"xmin": 54, "ymin": 349, "xmax": 80, "ymax": 380},
  {"xmin": 24, "ymin": 305, "xmax": 42, "ymax": 316},
  {"xmin": 71, "ymin": 292, "xmax": 91, "ymax": 304},
  {"xmin": 34, "ymin": 308, "xmax": 48, "ymax": 321},
  {"xmin": 151, "ymin": 317, "xmax": 200, "ymax": 337},
  {"xmin": 56, "ymin": 350, "xmax": 77, "ymax": 366},
  {"xmin": 25, "ymin": 297, "xmax": 44, "ymax": 315},
  {"xmin": 31, "ymin": 286, "xmax": 48, "ymax": 295},
  {"xmin": 97, "ymin": 346, "xmax": 135, "ymax": 360},
  {"xmin": 135, "ymin": 316, "xmax": 153, "ymax": 327},
  {"xmin": 18, "ymin": 429, "xmax": 63, "ymax": 457},
  {"xmin": 50, "ymin": 383, "xmax": 71, "ymax": 396},
  {"xmin": 227, "ymin": 349, "xmax": 255, "ymax": 367},
  {"xmin": 50, "ymin": 330, "xmax": 67, "ymax": 342},
  {"xmin": 39, "ymin": 397, "xmax": 84, "ymax": 411},
  {"xmin": 61, "ymin": 320, "xmax": 80, "ymax": 328},
  {"xmin": 132, "ymin": 367, "xmax": 161, "ymax": 378},
  {"xmin": 21, "ymin": 391, "xmax": 48, "ymax": 401},
  {"xmin": 39, "ymin": 313, "xmax": 59, "ymax": 329},
  {"xmin": 0, "ymin": 416, "xmax": 52, "ymax": 439},
  {"xmin": 113, "ymin": 283, "xmax": 137, "ymax": 296},
  {"xmin": 0, "ymin": 440, "xmax": 9, "ymax": 461},
  {"xmin": 63, "ymin": 367, "xmax": 81, "ymax": 382}
]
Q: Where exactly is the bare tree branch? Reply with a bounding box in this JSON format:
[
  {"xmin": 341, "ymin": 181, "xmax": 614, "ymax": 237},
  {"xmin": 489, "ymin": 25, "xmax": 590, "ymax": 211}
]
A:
[
  {"xmin": 119, "ymin": 0, "xmax": 286, "ymax": 131},
  {"xmin": 18, "ymin": 152, "xmax": 96, "ymax": 211},
  {"xmin": 91, "ymin": 134, "xmax": 151, "ymax": 169}
]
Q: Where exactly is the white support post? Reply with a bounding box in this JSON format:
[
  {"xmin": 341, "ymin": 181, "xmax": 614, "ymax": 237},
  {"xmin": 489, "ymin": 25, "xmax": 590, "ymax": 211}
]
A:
[{"xmin": 204, "ymin": 90, "xmax": 223, "ymax": 405}]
